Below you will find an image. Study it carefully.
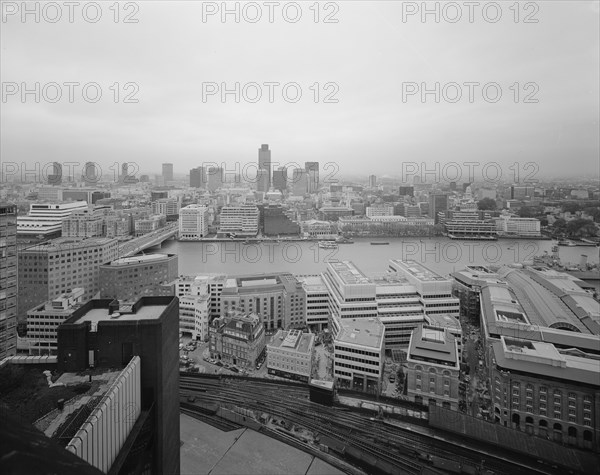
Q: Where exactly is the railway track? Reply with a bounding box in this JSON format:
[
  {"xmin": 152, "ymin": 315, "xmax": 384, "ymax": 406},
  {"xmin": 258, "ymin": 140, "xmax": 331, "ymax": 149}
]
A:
[{"xmin": 180, "ymin": 375, "xmax": 554, "ymax": 475}]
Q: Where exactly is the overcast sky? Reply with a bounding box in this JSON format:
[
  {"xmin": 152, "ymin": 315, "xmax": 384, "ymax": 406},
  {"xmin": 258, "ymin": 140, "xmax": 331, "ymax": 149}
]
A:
[{"xmin": 2, "ymin": 1, "xmax": 599, "ymax": 182}]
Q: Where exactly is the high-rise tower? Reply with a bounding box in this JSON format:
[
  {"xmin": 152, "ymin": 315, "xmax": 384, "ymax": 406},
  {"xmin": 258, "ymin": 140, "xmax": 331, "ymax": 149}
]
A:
[{"xmin": 258, "ymin": 144, "xmax": 271, "ymax": 190}]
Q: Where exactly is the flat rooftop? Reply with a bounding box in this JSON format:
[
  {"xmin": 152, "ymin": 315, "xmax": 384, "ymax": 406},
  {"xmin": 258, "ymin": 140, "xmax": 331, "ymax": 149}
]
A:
[
  {"xmin": 240, "ymin": 278, "xmax": 278, "ymax": 287},
  {"xmin": 297, "ymin": 275, "xmax": 328, "ymax": 292},
  {"xmin": 335, "ymin": 318, "xmax": 384, "ymax": 349},
  {"xmin": 426, "ymin": 314, "xmax": 462, "ymax": 332},
  {"xmin": 328, "ymin": 261, "xmax": 372, "ymax": 285},
  {"xmin": 105, "ymin": 254, "xmax": 173, "ymax": 266},
  {"xmin": 408, "ymin": 326, "xmax": 457, "ymax": 366},
  {"xmin": 75, "ymin": 304, "xmax": 166, "ymax": 324},
  {"xmin": 309, "ymin": 379, "xmax": 334, "ymax": 390},
  {"xmin": 20, "ymin": 237, "xmax": 116, "ymax": 253},
  {"xmin": 390, "ymin": 259, "xmax": 448, "ymax": 282},
  {"xmin": 268, "ymin": 330, "xmax": 314, "ymax": 354},
  {"xmin": 372, "ymin": 272, "xmax": 411, "ymax": 286},
  {"xmin": 492, "ymin": 339, "xmax": 600, "ymax": 387},
  {"xmin": 177, "ymin": 274, "xmax": 227, "ymax": 284}
]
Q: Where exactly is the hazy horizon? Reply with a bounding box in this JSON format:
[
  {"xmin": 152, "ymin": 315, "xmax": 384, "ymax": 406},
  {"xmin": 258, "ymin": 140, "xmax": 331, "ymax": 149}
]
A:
[{"xmin": 2, "ymin": 1, "xmax": 599, "ymax": 179}]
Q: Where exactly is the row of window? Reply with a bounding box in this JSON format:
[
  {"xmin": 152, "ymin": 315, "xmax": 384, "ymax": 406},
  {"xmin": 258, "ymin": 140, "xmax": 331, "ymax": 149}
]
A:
[
  {"xmin": 415, "ymin": 385, "xmax": 451, "ymax": 397},
  {"xmin": 336, "ymin": 353, "xmax": 380, "ymax": 367},
  {"xmin": 335, "ymin": 345, "xmax": 380, "ymax": 359},
  {"xmin": 335, "ymin": 361, "xmax": 379, "ymax": 375}
]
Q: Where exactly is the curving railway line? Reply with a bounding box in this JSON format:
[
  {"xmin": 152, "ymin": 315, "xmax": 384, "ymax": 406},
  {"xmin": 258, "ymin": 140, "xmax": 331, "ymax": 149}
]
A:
[{"xmin": 180, "ymin": 375, "xmax": 559, "ymax": 475}]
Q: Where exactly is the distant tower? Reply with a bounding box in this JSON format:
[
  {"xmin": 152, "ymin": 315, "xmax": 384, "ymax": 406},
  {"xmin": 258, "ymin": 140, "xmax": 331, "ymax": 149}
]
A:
[
  {"xmin": 305, "ymin": 162, "xmax": 319, "ymax": 193},
  {"xmin": 120, "ymin": 163, "xmax": 129, "ymax": 183},
  {"xmin": 428, "ymin": 193, "xmax": 449, "ymax": 224},
  {"xmin": 190, "ymin": 167, "xmax": 205, "ymax": 188},
  {"xmin": 258, "ymin": 144, "xmax": 271, "ymax": 190},
  {"xmin": 162, "ymin": 163, "xmax": 174, "ymax": 182},
  {"xmin": 207, "ymin": 167, "xmax": 223, "ymax": 192},
  {"xmin": 273, "ymin": 167, "xmax": 288, "ymax": 194},
  {"xmin": 256, "ymin": 169, "xmax": 270, "ymax": 193},
  {"xmin": 292, "ymin": 169, "xmax": 308, "ymax": 196},
  {"xmin": 48, "ymin": 162, "xmax": 62, "ymax": 185},
  {"xmin": 369, "ymin": 175, "xmax": 377, "ymax": 188}
]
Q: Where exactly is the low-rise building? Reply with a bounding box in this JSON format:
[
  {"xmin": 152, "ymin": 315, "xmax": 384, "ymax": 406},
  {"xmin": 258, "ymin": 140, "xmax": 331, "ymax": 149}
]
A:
[
  {"xmin": 298, "ymin": 274, "xmax": 330, "ymax": 331},
  {"xmin": 332, "ymin": 315, "xmax": 385, "ymax": 394},
  {"xmin": 176, "ymin": 274, "xmax": 226, "ymax": 322},
  {"xmin": 179, "ymin": 204, "xmax": 209, "ymax": 240},
  {"xmin": 263, "ymin": 204, "xmax": 300, "ymax": 236},
  {"xmin": 17, "ymin": 237, "xmax": 119, "ymax": 323},
  {"xmin": 494, "ymin": 216, "xmax": 541, "ymax": 237},
  {"xmin": 179, "ymin": 292, "xmax": 210, "ymax": 342},
  {"xmin": 476, "ymin": 265, "xmax": 600, "ymax": 450},
  {"xmin": 25, "ymin": 288, "xmax": 85, "ymax": 355},
  {"xmin": 134, "ymin": 214, "xmax": 166, "ymax": 236},
  {"xmin": 318, "ymin": 206, "xmax": 354, "ymax": 222},
  {"xmin": 267, "ymin": 329, "xmax": 315, "ymax": 382},
  {"xmin": 152, "ymin": 198, "xmax": 180, "ymax": 220},
  {"xmin": 300, "ymin": 219, "xmax": 337, "ymax": 239},
  {"xmin": 406, "ymin": 325, "xmax": 460, "ymax": 410},
  {"xmin": 388, "ymin": 260, "xmax": 460, "ymax": 319},
  {"xmin": 209, "ymin": 312, "xmax": 266, "ymax": 368},
  {"xmin": 99, "ymin": 254, "xmax": 178, "ymax": 302},
  {"xmin": 373, "ymin": 273, "xmax": 425, "ymax": 351},
  {"xmin": 424, "ymin": 313, "xmax": 463, "ymax": 361},
  {"xmin": 366, "ymin": 204, "xmax": 394, "ymax": 218},
  {"xmin": 218, "ymin": 204, "xmax": 259, "ymax": 236},
  {"xmin": 17, "ymin": 201, "xmax": 88, "ymax": 237},
  {"xmin": 221, "ymin": 273, "xmax": 306, "ymax": 330}
]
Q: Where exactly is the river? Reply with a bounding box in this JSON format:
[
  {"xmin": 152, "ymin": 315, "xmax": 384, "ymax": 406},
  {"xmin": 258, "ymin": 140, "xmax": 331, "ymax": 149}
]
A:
[{"xmin": 154, "ymin": 237, "xmax": 600, "ymax": 279}]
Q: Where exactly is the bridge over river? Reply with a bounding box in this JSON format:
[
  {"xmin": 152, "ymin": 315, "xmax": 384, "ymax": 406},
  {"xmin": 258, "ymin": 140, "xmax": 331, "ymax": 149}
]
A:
[{"xmin": 117, "ymin": 223, "xmax": 178, "ymax": 257}]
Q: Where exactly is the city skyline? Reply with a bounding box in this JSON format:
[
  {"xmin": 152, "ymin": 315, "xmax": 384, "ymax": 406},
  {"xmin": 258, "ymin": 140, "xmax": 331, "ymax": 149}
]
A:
[{"xmin": 2, "ymin": 2, "xmax": 599, "ymax": 473}]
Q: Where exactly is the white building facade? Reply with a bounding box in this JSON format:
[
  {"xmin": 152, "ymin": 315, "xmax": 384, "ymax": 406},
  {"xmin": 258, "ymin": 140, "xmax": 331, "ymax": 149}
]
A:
[{"xmin": 179, "ymin": 204, "xmax": 209, "ymax": 240}]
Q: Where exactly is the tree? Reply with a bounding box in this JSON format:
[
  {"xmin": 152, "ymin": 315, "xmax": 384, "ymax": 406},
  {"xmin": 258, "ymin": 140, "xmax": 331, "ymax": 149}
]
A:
[
  {"xmin": 553, "ymin": 218, "xmax": 567, "ymax": 230},
  {"xmin": 562, "ymin": 202, "xmax": 582, "ymax": 214},
  {"xmin": 477, "ymin": 198, "xmax": 496, "ymax": 211},
  {"xmin": 583, "ymin": 207, "xmax": 600, "ymax": 223},
  {"xmin": 519, "ymin": 206, "xmax": 542, "ymax": 218},
  {"xmin": 565, "ymin": 218, "xmax": 598, "ymax": 238}
]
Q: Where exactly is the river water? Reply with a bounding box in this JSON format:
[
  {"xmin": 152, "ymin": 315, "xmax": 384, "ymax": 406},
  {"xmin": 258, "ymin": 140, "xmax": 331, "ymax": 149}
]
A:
[{"xmin": 155, "ymin": 237, "xmax": 599, "ymax": 279}]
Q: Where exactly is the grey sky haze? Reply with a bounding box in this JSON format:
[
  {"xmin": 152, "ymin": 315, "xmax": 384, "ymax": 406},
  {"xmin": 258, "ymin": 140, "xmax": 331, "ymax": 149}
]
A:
[{"xmin": 1, "ymin": 1, "xmax": 598, "ymax": 180}]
